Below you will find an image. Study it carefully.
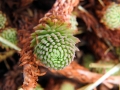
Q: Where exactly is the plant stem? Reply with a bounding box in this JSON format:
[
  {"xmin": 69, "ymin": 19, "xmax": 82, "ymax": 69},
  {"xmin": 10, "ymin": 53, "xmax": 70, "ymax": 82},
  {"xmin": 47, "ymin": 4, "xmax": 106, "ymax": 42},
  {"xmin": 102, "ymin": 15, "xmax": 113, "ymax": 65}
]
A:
[
  {"xmin": 0, "ymin": 50, "xmax": 15, "ymax": 62},
  {"xmin": 89, "ymin": 63, "xmax": 115, "ymax": 68},
  {"xmin": 0, "ymin": 36, "xmax": 21, "ymax": 51},
  {"xmin": 85, "ymin": 63, "xmax": 120, "ymax": 90}
]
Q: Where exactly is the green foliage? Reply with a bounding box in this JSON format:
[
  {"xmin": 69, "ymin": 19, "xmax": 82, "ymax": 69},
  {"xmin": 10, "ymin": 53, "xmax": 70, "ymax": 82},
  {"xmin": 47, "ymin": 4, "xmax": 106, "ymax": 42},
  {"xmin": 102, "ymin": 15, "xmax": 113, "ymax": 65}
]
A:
[
  {"xmin": 116, "ymin": 47, "xmax": 120, "ymax": 56},
  {"xmin": 101, "ymin": 3, "xmax": 120, "ymax": 30},
  {"xmin": 31, "ymin": 21, "xmax": 79, "ymax": 70},
  {"xmin": 60, "ymin": 82, "xmax": 74, "ymax": 90},
  {"xmin": 0, "ymin": 28, "xmax": 17, "ymax": 49},
  {"xmin": 0, "ymin": 50, "xmax": 15, "ymax": 62},
  {"xmin": 91, "ymin": 61, "xmax": 120, "ymax": 76},
  {"xmin": 83, "ymin": 54, "xmax": 94, "ymax": 69},
  {"xmin": 34, "ymin": 84, "xmax": 44, "ymax": 90},
  {"xmin": 0, "ymin": 12, "xmax": 7, "ymax": 29}
]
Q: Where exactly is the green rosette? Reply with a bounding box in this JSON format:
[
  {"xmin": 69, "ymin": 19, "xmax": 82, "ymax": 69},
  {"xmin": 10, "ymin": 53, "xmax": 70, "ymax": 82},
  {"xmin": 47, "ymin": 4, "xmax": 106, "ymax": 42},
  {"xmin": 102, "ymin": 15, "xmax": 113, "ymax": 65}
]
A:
[{"xmin": 31, "ymin": 21, "xmax": 79, "ymax": 70}]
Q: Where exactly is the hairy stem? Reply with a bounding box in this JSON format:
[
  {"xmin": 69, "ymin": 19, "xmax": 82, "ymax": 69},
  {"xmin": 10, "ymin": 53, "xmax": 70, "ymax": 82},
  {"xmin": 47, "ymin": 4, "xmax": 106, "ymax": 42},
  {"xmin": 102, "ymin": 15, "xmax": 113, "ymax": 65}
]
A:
[{"xmin": 0, "ymin": 36, "xmax": 21, "ymax": 51}]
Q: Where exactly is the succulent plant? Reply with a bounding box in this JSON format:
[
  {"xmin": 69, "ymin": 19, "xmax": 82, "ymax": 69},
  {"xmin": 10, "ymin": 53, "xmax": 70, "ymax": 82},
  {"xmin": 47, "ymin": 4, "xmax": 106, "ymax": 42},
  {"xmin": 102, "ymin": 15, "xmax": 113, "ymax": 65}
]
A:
[
  {"xmin": 101, "ymin": 3, "xmax": 120, "ymax": 30},
  {"xmin": 31, "ymin": 21, "xmax": 79, "ymax": 70},
  {"xmin": 0, "ymin": 28, "xmax": 17, "ymax": 49},
  {"xmin": 0, "ymin": 11, "xmax": 7, "ymax": 29}
]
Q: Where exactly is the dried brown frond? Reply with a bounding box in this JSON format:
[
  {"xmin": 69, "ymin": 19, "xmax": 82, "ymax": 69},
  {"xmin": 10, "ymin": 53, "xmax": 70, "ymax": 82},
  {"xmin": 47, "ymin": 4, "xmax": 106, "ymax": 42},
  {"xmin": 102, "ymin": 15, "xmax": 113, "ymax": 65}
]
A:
[
  {"xmin": 18, "ymin": 21, "xmax": 45, "ymax": 90},
  {"xmin": 76, "ymin": 6, "xmax": 102, "ymax": 37},
  {"xmin": 99, "ymin": 28, "xmax": 120, "ymax": 47},
  {"xmin": 19, "ymin": 37, "xmax": 43, "ymax": 90},
  {"xmin": 77, "ymin": 2, "xmax": 120, "ymax": 47},
  {"xmin": 53, "ymin": 61, "xmax": 120, "ymax": 85},
  {"xmin": 19, "ymin": 32, "xmax": 45, "ymax": 90},
  {"xmin": 1, "ymin": 65, "xmax": 23, "ymax": 90},
  {"xmin": 45, "ymin": 80, "xmax": 76, "ymax": 90},
  {"xmin": 95, "ymin": 1, "xmax": 120, "ymax": 47},
  {"xmin": 16, "ymin": 6, "xmax": 46, "ymax": 90},
  {"xmin": 13, "ymin": 8, "xmax": 45, "ymax": 30},
  {"xmin": 83, "ymin": 33, "xmax": 117, "ymax": 60},
  {"xmin": 20, "ymin": 0, "xmax": 33, "ymax": 7},
  {"xmin": 34, "ymin": 0, "xmax": 80, "ymax": 29}
]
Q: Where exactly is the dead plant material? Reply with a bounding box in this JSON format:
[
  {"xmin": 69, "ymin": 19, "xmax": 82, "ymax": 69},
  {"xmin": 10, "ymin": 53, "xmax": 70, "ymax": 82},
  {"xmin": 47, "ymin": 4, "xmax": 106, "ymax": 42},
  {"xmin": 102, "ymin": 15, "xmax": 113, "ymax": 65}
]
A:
[
  {"xmin": 19, "ymin": 34, "xmax": 46, "ymax": 90},
  {"xmin": 16, "ymin": 6, "xmax": 46, "ymax": 90},
  {"xmin": 83, "ymin": 33, "xmax": 117, "ymax": 60},
  {"xmin": 1, "ymin": 65, "xmax": 23, "ymax": 90},
  {"xmin": 76, "ymin": 5, "xmax": 118, "ymax": 59},
  {"xmin": 34, "ymin": 0, "xmax": 80, "ymax": 30},
  {"xmin": 13, "ymin": 8, "xmax": 45, "ymax": 30},
  {"xmin": 95, "ymin": 1, "xmax": 120, "ymax": 47},
  {"xmin": 17, "ymin": 29, "xmax": 43, "ymax": 88},
  {"xmin": 76, "ymin": 5, "xmax": 104, "ymax": 38},
  {"xmin": 45, "ymin": 78, "xmax": 62, "ymax": 90},
  {"xmin": 14, "ymin": 5, "xmax": 46, "ymax": 90},
  {"xmin": 45, "ymin": 80, "xmax": 76, "ymax": 90},
  {"xmin": 98, "ymin": 27, "xmax": 120, "ymax": 47},
  {"xmin": 17, "ymin": 13, "xmax": 45, "ymax": 90},
  {"xmin": 53, "ymin": 61, "xmax": 120, "ymax": 85},
  {"xmin": 20, "ymin": 0, "xmax": 33, "ymax": 7},
  {"xmin": 77, "ymin": 1, "xmax": 120, "ymax": 47}
]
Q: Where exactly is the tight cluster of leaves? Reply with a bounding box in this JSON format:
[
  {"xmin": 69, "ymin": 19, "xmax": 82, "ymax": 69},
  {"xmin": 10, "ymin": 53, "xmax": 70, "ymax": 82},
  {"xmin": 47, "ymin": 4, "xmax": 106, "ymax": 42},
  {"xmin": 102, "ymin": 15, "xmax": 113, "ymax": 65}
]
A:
[
  {"xmin": 0, "ymin": 12, "xmax": 7, "ymax": 29},
  {"xmin": 31, "ymin": 21, "xmax": 79, "ymax": 70},
  {"xmin": 0, "ymin": 28, "xmax": 17, "ymax": 49},
  {"xmin": 101, "ymin": 3, "xmax": 120, "ymax": 30}
]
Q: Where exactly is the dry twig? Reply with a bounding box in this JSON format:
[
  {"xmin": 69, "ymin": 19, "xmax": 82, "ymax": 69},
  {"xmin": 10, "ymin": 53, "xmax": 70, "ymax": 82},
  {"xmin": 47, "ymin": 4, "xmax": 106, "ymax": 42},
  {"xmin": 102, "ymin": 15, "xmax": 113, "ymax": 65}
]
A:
[{"xmin": 53, "ymin": 61, "xmax": 120, "ymax": 85}]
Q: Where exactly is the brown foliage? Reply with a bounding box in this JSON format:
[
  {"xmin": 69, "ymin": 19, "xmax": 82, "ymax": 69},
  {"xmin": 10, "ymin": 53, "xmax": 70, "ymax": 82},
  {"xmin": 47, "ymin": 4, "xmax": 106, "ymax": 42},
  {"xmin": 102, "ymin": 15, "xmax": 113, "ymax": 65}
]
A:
[{"xmin": 53, "ymin": 61, "xmax": 120, "ymax": 85}]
